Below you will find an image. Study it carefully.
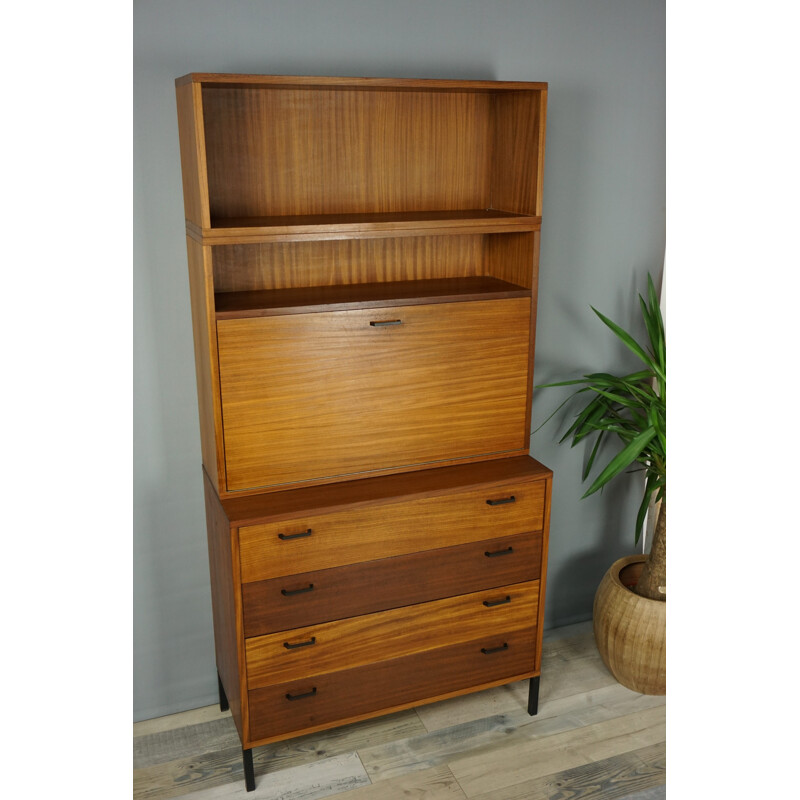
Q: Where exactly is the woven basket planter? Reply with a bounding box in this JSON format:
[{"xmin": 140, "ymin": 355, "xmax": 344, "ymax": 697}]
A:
[{"xmin": 593, "ymin": 554, "xmax": 666, "ymax": 695}]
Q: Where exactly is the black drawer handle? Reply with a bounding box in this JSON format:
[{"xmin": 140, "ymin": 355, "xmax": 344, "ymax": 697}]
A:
[
  {"xmin": 483, "ymin": 595, "xmax": 511, "ymax": 607},
  {"xmin": 369, "ymin": 319, "xmax": 402, "ymax": 327},
  {"xmin": 281, "ymin": 584, "xmax": 315, "ymax": 597},
  {"xmin": 286, "ymin": 687, "xmax": 317, "ymax": 701},
  {"xmin": 283, "ymin": 636, "xmax": 316, "ymax": 649},
  {"xmin": 485, "ymin": 546, "xmax": 514, "ymax": 558},
  {"xmin": 481, "ymin": 643, "xmax": 509, "ymax": 655},
  {"xmin": 486, "ymin": 496, "xmax": 516, "ymax": 506},
  {"xmin": 278, "ymin": 529, "xmax": 312, "ymax": 541}
]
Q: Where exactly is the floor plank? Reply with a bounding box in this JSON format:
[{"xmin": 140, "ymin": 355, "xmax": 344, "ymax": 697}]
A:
[
  {"xmin": 134, "ymin": 716, "xmax": 241, "ymax": 769},
  {"xmin": 134, "ymin": 706, "xmax": 233, "ymax": 738},
  {"xmin": 175, "ymin": 752, "xmax": 369, "ymax": 800},
  {"xmin": 134, "ymin": 710, "xmax": 423, "ymax": 800},
  {"xmin": 469, "ymin": 741, "xmax": 665, "ymax": 800},
  {"xmin": 327, "ymin": 765, "xmax": 467, "ymax": 800},
  {"xmin": 448, "ymin": 705, "xmax": 666, "ymax": 797},
  {"xmin": 359, "ymin": 683, "xmax": 664, "ymax": 783}
]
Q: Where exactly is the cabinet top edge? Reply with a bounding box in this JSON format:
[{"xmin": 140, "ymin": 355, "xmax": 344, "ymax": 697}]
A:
[{"xmin": 174, "ymin": 73, "xmax": 548, "ymax": 92}]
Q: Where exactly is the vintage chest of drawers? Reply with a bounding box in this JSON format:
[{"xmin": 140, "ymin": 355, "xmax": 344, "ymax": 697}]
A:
[{"xmin": 176, "ymin": 72, "xmax": 551, "ymax": 790}]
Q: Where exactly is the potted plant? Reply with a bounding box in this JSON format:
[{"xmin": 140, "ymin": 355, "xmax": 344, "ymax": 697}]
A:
[{"xmin": 537, "ymin": 273, "xmax": 665, "ymax": 694}]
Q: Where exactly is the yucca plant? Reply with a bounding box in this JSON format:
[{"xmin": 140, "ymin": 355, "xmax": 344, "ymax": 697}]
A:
[{"xmin": 537, "ymin": 273, "xmax": 665, "ymax": 601}]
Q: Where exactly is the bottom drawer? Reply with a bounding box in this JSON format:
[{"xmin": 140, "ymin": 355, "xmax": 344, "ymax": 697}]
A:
[{"xmin": 248, "ymin": 627, "xmax": 536, "ymax": 743}]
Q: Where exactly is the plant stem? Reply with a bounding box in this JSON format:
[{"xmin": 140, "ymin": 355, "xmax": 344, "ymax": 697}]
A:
[{"xmin": 635, "ymin": 494, "xmax": 666, "ymax": 601}]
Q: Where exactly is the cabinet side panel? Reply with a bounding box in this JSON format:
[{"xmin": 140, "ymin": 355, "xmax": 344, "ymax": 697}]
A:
[
  {"xmin": 491, "ymin": 91, "xmax": 542, "ymax": 215},
  {"xmin": 482, "ymin": 232, "xmax": 535, "ymax": 289},
  {"xmin": 203, "ymin": 470, "xmax": 244, "ymax": 740},
  {"xmin": 186, "ymin": 237, "xmax": 225, "ymax": 492},
  {"xmin": 175, "ymin": 82, "xmax": 210, "ymax": 227},
  {"xmin": 534, "ymin": 475, "xmax": 553, "ymax": 673}
]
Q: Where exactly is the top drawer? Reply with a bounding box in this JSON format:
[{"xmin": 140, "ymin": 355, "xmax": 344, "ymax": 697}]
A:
[
  {"xmin": 216, "ymin": 298, "xmax": 531, "ymax": 492},
  {"xmin": 239, "ymin": 478, "xmax": 545, "ymax": 582}
]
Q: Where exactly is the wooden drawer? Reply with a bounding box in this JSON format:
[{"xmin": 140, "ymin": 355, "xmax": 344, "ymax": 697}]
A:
[
  {"xmin": 217, "ymin": 298, "xmax": 531, "ymax": 491},
  {"xmin": 239, "ymin": 479, "xmax": 545, "ymax": 582},
  {"xmin": 242, "ymin": 531, "xmax": 542, "ymax": 637},
  {"xmin": 248, "ymin": 627, "xmax": 537, "ymax": 743},
  {"xmin": 245, "ymin": 580, "xmax": 537, "ymax": 688}
]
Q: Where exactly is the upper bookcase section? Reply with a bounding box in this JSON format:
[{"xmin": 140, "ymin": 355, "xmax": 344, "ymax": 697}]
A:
[{"xmin": 175, "ymin": 74, "xmax": 547, "ymax": 245}]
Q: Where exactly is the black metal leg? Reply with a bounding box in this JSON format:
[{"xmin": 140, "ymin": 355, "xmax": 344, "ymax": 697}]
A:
[
  {"xmin": 217, "ymin": 672, "xmax": 229, "ymax": 712},
  {"xmin": 527, "ymin": 675, "xmax": 540, "ymax": 716},
  {"xmin": 243, "ymin": 748, "xmax": 255, "ymax": 792}
]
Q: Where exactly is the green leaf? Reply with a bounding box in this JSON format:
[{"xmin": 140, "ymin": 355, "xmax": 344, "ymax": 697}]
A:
[
  {"xmin": 582, "ymin": 427, "xmax": 657, "ymax": 497},
  {"xmin": 591, "ymin": 306, "xmax": 666, "ymax": 382}
]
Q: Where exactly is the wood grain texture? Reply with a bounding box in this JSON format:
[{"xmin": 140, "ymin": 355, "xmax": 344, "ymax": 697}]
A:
[
  {"xmin": 202, "ymin": 470, "xmax": 244, "ymax": 740},
  {"xmin": 534, "ymin": 476, "xmax": 553, "ymax": 673},
  {"xmin": 492, "ymin": 90, "xmax": 543, "ymax": 215},
  {"xmin": 201, "ymin": 87, "xmax": 494, "ymax": 219},
  {"xmin": 248, "ymin": 628, "xmax": 536, "ymax": 742},
  {"xmin": 245, "ymin": 581, "xmax": 538, "ymax": 687},
  {"xmin": 217, "ymin": 298, "xmax": 531, "ymax": 491},
  {"xmin": 238, "ymin": 478, "xmax": 546, "ymax": 582},
  {"xmin": 214, "ymin": 277, "xmax": 529, "ymax": 319},
  {"xmin": 222, "ymin": 455, "xmax": 551, "ymax": 527},
  {"xmin": 483, "ymin": 231, "xmax": 535, "ymax": 289},
  {"xmin": 199, "ymin": 210, "xmax": 540, "ymax": 245},
  {"xmin": 471, "ymin": 742, "xmax": 665, "ymax": 800},
  {"xmin": 186, "ymin": 239, "xmax": 224, "ymax": 490},
  {"xmin": 175, "ymin": 81, "xmax": 210, "ymax": 227},
  {"xmin": 329, "ymin": 765, "xmax": 467, "ymax": 800},
  {"xmin": 242, "ymin": 531, "xmax": 542, "ymax": 637},
  {"xmin": 177, "ymin": 73, "xmax": 548, "ymax": 91},
  {"xmin": 448, "ymin": 704, "xmax": 666, "ymax": 798},
  {"xmin": 212, "ymin": 235, "xmax": 484, "ymax": 293}
]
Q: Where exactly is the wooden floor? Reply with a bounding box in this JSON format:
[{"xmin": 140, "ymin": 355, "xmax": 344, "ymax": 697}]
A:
[{"xmin": 133, "ymin": 621, "xmax": 665, "ymax": 800}]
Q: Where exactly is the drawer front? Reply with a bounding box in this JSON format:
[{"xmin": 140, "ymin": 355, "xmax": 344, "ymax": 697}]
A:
[
  {"xmin": 249, "ymin": 627, "xmax": 536, "ymax": 743},
  {"xmin": 217, "ymin": 298, "xmax": 531, "ymax": 491},
  {"xmin": 242, "ymin": 531, "xmax": 542, "ymax": 637},
  {"xmin": 245, "ymin": 580, "xmax": 538, "ymax": 689},
  {"xmin": 239, "ymin": 479, "xmax": 545, "ymax": 582}
]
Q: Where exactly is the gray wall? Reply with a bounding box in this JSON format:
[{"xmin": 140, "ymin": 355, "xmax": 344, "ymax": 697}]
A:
[{"xmin": 133, "ymin": 0, "xmax": 665, "ymax": 722}]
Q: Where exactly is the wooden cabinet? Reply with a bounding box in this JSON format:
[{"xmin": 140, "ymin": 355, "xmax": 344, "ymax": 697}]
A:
[{"xmin": 176, "ymin": 73, "xmax": 552, "ymax": 791}]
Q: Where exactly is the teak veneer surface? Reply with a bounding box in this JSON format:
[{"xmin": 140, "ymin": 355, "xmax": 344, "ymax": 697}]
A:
[
  {"xmin": 247, "ymin": 628, "xmax": 537, "ymax": 743},
  {"xmin": 211, "ymin": 234, "xmax": 487, "ymax": 293},
  {"xmin": 241, "ymin": 531, "xmax": 542, "ymax": 637},
  {"xmin": 217, "ymin": 297, "xmax": 531, "ymax": 491},
  {"xmin": 220, "ymin": 455, "xmax": 551, "ymax": 526},
  {"xmin": 175, "ymin": 73, "xmax": 551, "ymax": 782},
  {"xmin": 214, "ymin": 276, "xmax": 529, "ymax": 318},
  {"xmin": 238, "ymin": 479, "xmax": 546, "ymax": 582},
  {"xmin": 176, "ymin": 73, "xmax": 548, "ymax": 90},
  {"xmin": 245, "ymin": 580, "xmax": 538, "ymax": 688},
  {"xmin": 202, "ymin": 472, "xmax": 244, "ymax": 739}
]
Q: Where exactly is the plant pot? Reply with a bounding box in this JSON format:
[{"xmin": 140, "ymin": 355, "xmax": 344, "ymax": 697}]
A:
[{"xmin": 593, "ymin": 554, "xmax": 666, "ymax": 695}]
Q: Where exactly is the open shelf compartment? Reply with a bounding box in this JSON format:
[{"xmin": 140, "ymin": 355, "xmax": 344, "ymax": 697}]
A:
[{"xmin": 214, "ymin": 275, "xmax": 531, "ymax": 319}]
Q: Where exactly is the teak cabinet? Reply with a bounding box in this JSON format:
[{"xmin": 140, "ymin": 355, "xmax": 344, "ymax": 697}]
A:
[{"xmin": 175, "ymin": 73, "xmax": 552, "ymax": 791}]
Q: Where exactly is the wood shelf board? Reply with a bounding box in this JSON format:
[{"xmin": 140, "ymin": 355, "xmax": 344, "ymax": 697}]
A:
[
  {"xmin": 217, "ymin": 456, "xmax": 552, "ymax": 528},
  {"xmin": 214, "ymin": 276, "xmax": 530, "ymax": 319},
  {"xmin": 176, "ymin": 73, "xmax": 548, "ymax": 93},
  {"xmin": 190, "ymin": 209, "xmax": 541, "ymax": 245}
]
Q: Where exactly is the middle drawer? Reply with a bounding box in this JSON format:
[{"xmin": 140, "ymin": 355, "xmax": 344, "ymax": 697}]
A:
[
  {"xmin": 245, "ymin": 579, "xmax": 539, "ymax": 689},
  {"xmin": 242, "ymin": 531, "xmax": 542, "ymax": 637}
]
